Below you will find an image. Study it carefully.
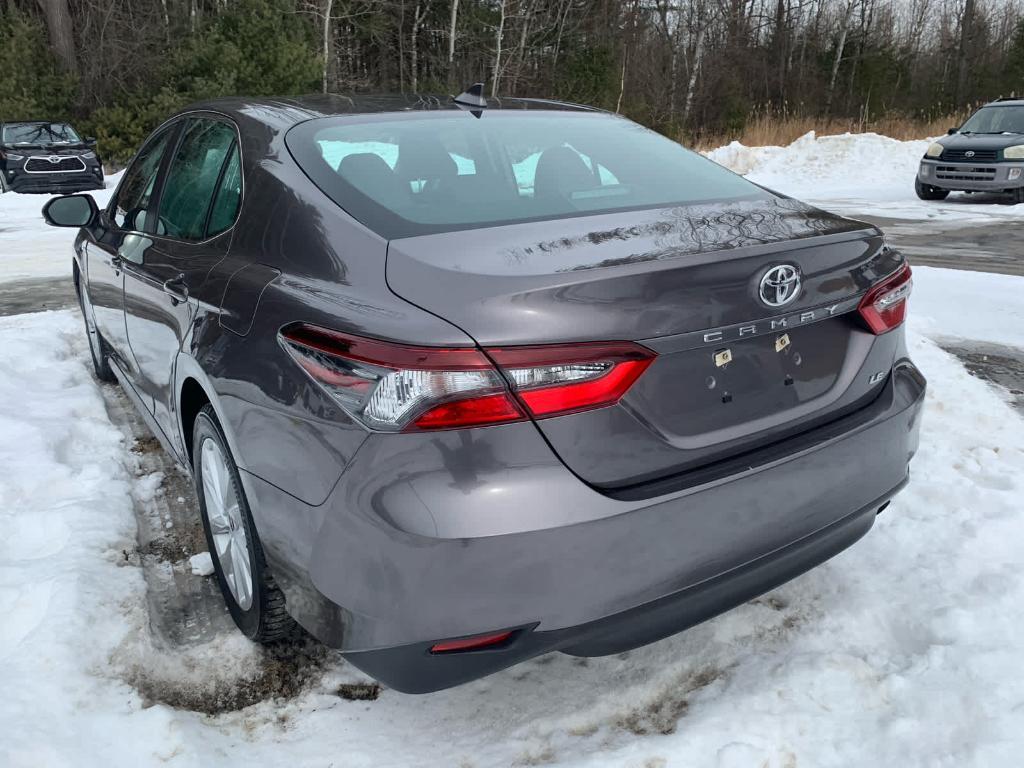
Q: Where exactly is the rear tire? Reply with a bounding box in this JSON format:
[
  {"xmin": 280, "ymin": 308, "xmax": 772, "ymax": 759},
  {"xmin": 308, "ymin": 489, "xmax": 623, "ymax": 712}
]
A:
[
  {"xmin": 915, "ymin": 178, "xmax": 949, "ymax": 201},
  {"xmin": 76, "ymin": 280, "xmax": 116, "ymax": 382},
  {"xmin": 192, "ymin": 405, "xmax": 300, "ymax": 643}
]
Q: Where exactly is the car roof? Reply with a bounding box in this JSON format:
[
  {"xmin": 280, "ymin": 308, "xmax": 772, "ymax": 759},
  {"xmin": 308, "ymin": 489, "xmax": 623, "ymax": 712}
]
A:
[
  {"xmin": 984, "ymin": 98, "xmax": 1024, "ymax": 107},
  {"xmin": 177, "ymin": 93, "xmax": 603, "ymax": 131}
]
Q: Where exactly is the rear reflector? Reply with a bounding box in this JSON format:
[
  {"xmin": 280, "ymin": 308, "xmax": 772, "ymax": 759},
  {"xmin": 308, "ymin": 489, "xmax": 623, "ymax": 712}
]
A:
[
  {"xmin": 430, "ymin": 630, "xmax": 513, "ymax": 654},
  {"xmin": 280, "ymin": 325, "xmax": 655, "ymax": 432},
  {"xmin": 858, "ymin": 263, "xmax": 913, "ymax": 334}
]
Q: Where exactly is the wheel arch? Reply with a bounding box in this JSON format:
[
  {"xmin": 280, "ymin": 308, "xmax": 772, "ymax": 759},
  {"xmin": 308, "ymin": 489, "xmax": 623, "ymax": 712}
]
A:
[{"xmin": 174, "ymin": 355, "xmax": 243, "ymax": 471}]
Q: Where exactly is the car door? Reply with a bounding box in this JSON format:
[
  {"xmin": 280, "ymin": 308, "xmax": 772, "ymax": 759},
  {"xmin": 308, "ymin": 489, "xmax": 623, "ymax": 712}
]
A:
[
  {"xmin": 85, "ymin": 123, "xmax": 178, "ymax": 379},
  {"xmin": 121, "ymin": 116, "xmax": 242, "ymax": 451}
]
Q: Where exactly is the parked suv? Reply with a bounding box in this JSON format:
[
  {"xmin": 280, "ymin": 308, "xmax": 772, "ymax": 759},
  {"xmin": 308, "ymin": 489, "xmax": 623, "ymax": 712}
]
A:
[
  {"xmin": 916, "ymin": 97, "xmax": 1024, "ymax": 202},
  {"xmin": 42, "ymin": 93, "xmax": 924, "ymax": 693},
  {"xmin": 0, "ymin": 121, "xmax": 104, "ymax": 194}
]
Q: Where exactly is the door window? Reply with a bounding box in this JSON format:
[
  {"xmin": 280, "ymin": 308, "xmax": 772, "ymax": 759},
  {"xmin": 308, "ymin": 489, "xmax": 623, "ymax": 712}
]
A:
[
  {"xmin": 111, "ymin": 126, "xmax": 175, "ymax": 231},
  {"xmin": 157, "ymin": 119, "xmax": 237, "ymax": 241},
  {"xmin": 206, "ymin": 143, "xmax": 242, "ymax": 237}
]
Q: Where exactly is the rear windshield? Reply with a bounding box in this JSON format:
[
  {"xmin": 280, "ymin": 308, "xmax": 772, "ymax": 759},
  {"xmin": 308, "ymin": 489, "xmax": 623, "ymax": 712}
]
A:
[
  {"xmin": 959, "ymin": 105, "xmax": 1024, "ymax": 134},
  {"xmin": 286, "ymin": 111, "xmax": 767, "ymax": 239}
]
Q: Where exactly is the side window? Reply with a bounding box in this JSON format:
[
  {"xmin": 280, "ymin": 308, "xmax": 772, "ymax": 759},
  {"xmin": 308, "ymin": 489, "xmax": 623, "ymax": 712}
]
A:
[
  {"xmin": 157, "ymin": 118, "xmax": 237, "ymax": 241},
  {"xmin": 206, "ymin": 143, "xmax": 242, "ymax": 237},
  {"xmin": 112, "ymin": 127, "xmax": 174, "ymax": 231}
]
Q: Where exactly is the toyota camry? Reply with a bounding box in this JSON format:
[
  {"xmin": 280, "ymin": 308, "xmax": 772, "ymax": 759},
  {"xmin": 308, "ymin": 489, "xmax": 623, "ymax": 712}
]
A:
[{"xmin": 42, "ymin": 89, "xmax": 925, "ymax": 693}]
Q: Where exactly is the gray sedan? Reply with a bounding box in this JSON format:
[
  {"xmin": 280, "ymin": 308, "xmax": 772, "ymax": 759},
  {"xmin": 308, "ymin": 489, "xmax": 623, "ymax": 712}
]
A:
[{"xmin": 42, "ymin": 90, "xmax": 924, "ymax": 693}]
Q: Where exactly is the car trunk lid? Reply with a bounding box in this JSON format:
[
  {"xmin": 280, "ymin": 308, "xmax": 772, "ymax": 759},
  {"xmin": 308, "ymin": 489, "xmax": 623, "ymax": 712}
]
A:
[{"xmin": 386, "ymin": 198, "xmax": 904, "ymax": 489}]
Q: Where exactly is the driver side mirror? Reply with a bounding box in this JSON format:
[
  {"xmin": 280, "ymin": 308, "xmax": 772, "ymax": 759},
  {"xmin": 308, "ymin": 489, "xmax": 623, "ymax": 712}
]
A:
[
  {"xmin": 947, "ymin": 128, "xmax": 958, "ymax": 135},
  {"xmin": 42, "ymin": 194, "xmax": 99, "ymax": 228},
  {"xmin": 85, "ymin": 136, "xmax": 97, "ymax": 147}
]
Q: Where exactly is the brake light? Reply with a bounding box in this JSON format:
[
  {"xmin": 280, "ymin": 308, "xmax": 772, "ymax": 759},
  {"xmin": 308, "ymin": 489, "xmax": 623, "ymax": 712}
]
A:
[
  {"xmin": 279, "ymin": 325, "xmax": 655, "ymax": 431},
  {"xmin": 858, "ymin": 264, "xmax": 912, "ymax": 334},
  {"xmin": 488, "ymin": 342, "xmax": 655, "ymax": 418}
]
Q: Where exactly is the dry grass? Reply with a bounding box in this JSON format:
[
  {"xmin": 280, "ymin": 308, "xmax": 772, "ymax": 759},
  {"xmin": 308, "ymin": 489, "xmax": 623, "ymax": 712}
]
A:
[{"xmin": 688, "ymin": 111, "xmax": 973, "ymax": 151}]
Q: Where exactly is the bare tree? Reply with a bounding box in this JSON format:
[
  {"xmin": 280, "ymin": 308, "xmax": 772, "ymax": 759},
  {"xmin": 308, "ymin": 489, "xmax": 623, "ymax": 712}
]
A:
[{"xmin": 35, "ymin": 0, "xmax": 78, "ymax": 74}]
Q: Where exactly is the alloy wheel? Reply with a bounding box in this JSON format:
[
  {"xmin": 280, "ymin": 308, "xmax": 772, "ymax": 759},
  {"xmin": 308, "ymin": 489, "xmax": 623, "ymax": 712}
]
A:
[{"xmin": 201, "ymin": 437, "xmax": 253, "ymax": 610}]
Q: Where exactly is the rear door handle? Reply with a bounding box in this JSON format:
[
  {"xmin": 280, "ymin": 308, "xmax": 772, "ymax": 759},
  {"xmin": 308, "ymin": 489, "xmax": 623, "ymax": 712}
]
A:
[
  {"xmin": 110, "ymin": 255, "xmax": 123, "ymax": 274},
  {"xmin": 162, "ymin": 273, "xmax": 189, "ymax": 305}
]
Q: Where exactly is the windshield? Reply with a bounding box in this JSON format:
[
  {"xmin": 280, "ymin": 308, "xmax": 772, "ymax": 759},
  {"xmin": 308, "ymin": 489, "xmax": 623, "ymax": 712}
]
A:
[
  {"xmin": 959, "ymin": 106, "xmax": 1024, "ymax": 134},
  {"xmin": 286, "ymin": 111, "xmax": 767, "ymax": 238},
  {"xmin": 2, "ymin": 122, "xmax": 82, "ymax": 145}
]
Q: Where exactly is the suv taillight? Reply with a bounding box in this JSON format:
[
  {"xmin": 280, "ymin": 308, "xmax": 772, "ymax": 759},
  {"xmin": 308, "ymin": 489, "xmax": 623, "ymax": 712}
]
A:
[
  {"xmin": 858, "ymin": 264, "xmax": 912, "ymax": 334},
  {"xmin": 280, "ymin": 324, "xmax": 654, "ymax": 431}
]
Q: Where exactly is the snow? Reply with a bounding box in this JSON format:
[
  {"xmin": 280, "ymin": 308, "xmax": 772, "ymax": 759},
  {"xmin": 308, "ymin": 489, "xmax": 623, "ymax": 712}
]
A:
[
  {"xmin": 188, "ymin": 552, "xmax": 214, "ymax": 577},
  {"xmin": 0, "ymin": 173, "xmax": 120, "ymax": 283},
  {"xmin": 0, "ymin": 306, "xmax": 1021, "ymax": 767},
  {"xmin": 1, "ymin": 136, "xmax": 1024, "ymax": 766},
  {"xmin": 706, "ymin": 131, "xmax": 1023, "ymax": 223}
]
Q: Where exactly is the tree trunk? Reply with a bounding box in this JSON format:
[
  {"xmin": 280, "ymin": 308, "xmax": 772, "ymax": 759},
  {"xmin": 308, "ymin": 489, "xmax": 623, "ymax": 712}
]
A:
[
  {"xmin": 35, "ymin": 0, "xmax": 78, "ymax": 75},
  {"xmin": 447, "ymin": 0, "xmax": 459, "ymax": 85},
  {"xmin": 322, "ymin": 0, "xmax": 334, "ymax": 94},
  {"xmin": 956, "ymin": 0, "xmax": 976, "ymax": 106},
  {"xmin": 683, "ymin": 23, "xmax": 707, "ymax": 124},
  {"xmin": 491, "ymin": 0, "xmax": 506, "ymax": 96},
  {"xmin": 826, "ymin": 1, "xmax": 853, "ymax": 114}
]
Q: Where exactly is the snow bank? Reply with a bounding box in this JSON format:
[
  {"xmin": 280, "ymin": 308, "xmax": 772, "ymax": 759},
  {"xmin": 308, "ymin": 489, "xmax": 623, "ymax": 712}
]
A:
[
  {"xmin": 706, "ymin": 131, "xmax": 1022, "ymax": 222},
  {"xmin": 912, "ymin": 266, "xmax": 1024, "ymax": 347},
  {"xmin": 1, "ymin": 300, "xmax": 1023, "ymax": 767},
  {"xmin": 0, "ymin": 173, "xmax": 120, "ymax": 284}
]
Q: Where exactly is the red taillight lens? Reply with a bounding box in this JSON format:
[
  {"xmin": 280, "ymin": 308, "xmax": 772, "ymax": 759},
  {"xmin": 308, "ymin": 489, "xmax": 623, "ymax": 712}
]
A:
[
  {"xmin": 280, "ymin": 325, "xmax": 655, "ymax": 432},
  {"xmin": 488, "ymin": 342, "xmax": 656, "ymax": 418},
  {"xmin": 430, "ymin": 630, "xmax": 513, "ymax": 654},
  {"xmin": 858, "ymin": 264, "xmax": 913, "ymax": 334}
]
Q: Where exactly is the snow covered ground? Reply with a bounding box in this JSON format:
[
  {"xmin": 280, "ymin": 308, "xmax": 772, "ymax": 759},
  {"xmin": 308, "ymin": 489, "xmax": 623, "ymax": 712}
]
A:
[
  {"xmin": 707, "ymin": 131, "xmax": 1024, "ymax": 223},
  {"xmin": 0, "ymin": 174, "xmax": 119, "ymax": 283},
  {"xmin": 1, "ymin": 136, "xmax": 1023, "ymax": 767}
]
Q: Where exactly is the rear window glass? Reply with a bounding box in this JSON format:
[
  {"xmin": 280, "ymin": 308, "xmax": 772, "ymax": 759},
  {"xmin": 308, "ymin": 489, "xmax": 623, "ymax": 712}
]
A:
[{"xmin": 286, "ymin": 111, "xmax": 766, "ymax": 239}]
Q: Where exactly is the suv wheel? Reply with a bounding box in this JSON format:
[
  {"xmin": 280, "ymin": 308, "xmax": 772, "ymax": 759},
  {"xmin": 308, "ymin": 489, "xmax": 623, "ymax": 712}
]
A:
[
  {"xmin": 1013, "ymin": 187, "xmax": 1024, "ymax": 205},
  {"xmin": 915, "ymin": 178, "xmax": 949, "ymax": 201},
  {"xmin": 77, "ymin": 280, "xmax": 116, "ymax": 382},
  {"xmin": 193, "ymin": 405, "xmax": 300, "ymax": 643}
]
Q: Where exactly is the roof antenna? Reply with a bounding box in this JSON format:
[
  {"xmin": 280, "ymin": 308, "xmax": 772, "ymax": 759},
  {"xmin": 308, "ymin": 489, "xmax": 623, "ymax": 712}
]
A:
[{"xmin": 453, "ymin": 82, "xmax": 487, "ymax": 117}]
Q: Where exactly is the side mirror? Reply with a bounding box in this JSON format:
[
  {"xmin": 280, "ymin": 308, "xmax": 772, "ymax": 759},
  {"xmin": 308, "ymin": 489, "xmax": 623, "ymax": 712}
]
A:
[
  {"xmin": 85, "ymin": 137, "xmax": 97, "ymax": 146},
  {"xmin": 42, "ymin": 194, "xmax": 98, "ymax": 228},
  {"xmin": 947, "ymin": 128, "xmax": 958, "ymax": 135}
]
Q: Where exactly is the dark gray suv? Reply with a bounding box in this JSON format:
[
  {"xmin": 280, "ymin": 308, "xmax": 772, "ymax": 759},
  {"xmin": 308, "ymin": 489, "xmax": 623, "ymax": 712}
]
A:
[
  {"xmin": 43, "ymin": 93, "xmax": 925, "ymax": 693},
  {"xmin": 917, "ymin": 97, "xmax": 1024, "ymax": 202}
]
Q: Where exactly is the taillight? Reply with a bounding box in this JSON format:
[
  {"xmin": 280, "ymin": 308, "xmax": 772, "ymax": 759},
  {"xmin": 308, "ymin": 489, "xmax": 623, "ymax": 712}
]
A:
[
  {"xmin": 858, "ymin": 264, "xmax": 912, "ymax": 334},
  {"xmin": 488, "ymin": 342, "xmax": 655, "ymax": 418},
  {"xmin": 279, "ymin": 324, "xmax": 655, "ymax": 432}
]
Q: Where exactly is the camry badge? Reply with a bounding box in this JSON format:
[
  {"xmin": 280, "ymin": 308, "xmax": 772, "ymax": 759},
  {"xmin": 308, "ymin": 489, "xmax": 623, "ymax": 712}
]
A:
[{"xmin": 759, "ymin": 264, "xmax": 801, "ymax": 308}]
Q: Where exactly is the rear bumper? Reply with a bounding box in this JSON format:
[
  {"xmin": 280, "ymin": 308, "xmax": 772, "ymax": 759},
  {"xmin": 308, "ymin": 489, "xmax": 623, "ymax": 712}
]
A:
[
  {"xmin": 918, "ymin": 158, "xmax": 1023, "ymax": 191},
  {"xmin": 243, "ymin": 357, "xmax": 925, "ymax": 693}
]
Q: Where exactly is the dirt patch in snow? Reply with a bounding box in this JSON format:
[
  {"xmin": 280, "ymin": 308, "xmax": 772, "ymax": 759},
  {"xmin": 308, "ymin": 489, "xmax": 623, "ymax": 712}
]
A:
[
  {"xmin": 336, "ymin": 681, "xmax": 382, "ymax": 701},
  {"xmin": 128, "ymin": 638, "xmax": 331, "ymax": 715},
  {"xmin": 136, "ymin": 519, "xmax": 207, "ymax": 563},
  {"xmin": 617, "ymin": 664, "xmax": 727, "ymax": 736}
]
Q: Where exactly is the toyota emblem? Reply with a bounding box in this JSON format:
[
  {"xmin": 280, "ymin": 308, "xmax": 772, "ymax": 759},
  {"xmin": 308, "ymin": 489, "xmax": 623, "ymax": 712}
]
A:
[{"xmin": 759, "ymin": 264, "xmax": 801, "ymax": 308}]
